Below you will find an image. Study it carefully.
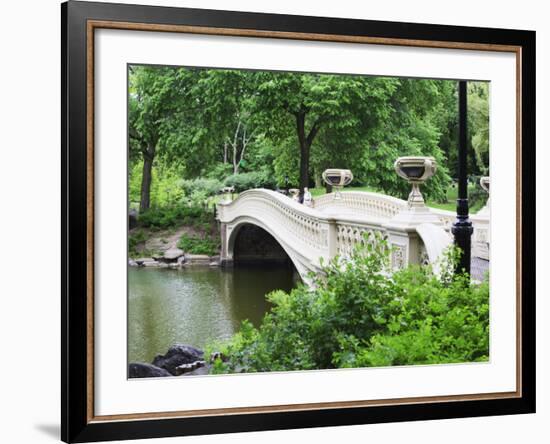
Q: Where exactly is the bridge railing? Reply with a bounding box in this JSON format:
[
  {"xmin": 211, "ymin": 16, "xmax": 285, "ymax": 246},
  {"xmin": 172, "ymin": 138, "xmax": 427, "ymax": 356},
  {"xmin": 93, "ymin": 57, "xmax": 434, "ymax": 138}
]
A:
[
  {"xmin": 315, "ymin": 192, "xmax": 490, "ymax": 261},
  {"xmin": 329, "ymin": 215, "xmax": 390, "ymax": 259},
  {"xmin": 313, "ymin": 191, "xmax": 407, "ymax": 219},
  {"xmin": 217, "ymin": 188, "xmax": 490, "ymax": 275},
  {"xmin": 430, "ymin": 208, "xmax": 490, "ymax": 260},
  {"xmin": 218, "ymin": 190, "xmax": 401, "ymax": 262},
  {"xmin": 217, "ymin": 189, "xmax": 330, "ymax": 263}
]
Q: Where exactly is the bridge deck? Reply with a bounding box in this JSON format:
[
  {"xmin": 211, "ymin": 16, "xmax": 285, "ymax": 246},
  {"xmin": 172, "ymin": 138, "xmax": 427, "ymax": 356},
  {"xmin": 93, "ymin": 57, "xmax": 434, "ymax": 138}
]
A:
[{"xmin": 471, "ymin": 257, "xmax": 490, "ymax": 282}]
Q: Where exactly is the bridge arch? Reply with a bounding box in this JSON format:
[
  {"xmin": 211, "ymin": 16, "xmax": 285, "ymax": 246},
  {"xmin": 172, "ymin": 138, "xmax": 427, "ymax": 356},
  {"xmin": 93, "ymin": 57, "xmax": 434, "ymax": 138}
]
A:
[
  {"xmin": 223, "ymin": 216, "xmax": 313, "ymax": 279},
  {"xmin": 231, "ymin": 223, "xmax": 290, "ymax": 265}
]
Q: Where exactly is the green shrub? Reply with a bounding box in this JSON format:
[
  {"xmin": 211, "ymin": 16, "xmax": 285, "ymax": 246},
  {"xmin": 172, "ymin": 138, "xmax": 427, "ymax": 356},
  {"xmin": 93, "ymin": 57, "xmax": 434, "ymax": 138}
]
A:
[
  {"xmin": 129, "ymin": 161, "xmax": 187, "ymax": 208},
  {"xmin": 206, "ymin": 163, "xmax": 234, "ymax": 181},
  {"xmin": 224, "ymin": 171, "xmax": 277, "ymax": 192},
  {"xmin": 138, "ymin": 205, "xmax": 213, "ymax": 229},
  {"xmin": 179, "ymin": 178, "xmax": 224, "ymax": 204},
  {"xmin": 128, "ymin": 230, "xmax": 147, "ymax": 257},
  {"xmin": 209, "ymin": 236, "xmax": 489, "ymax": 374},
  {"xmin": 177, "ymin": 233, "xmax": 219, "ymax": 256}
]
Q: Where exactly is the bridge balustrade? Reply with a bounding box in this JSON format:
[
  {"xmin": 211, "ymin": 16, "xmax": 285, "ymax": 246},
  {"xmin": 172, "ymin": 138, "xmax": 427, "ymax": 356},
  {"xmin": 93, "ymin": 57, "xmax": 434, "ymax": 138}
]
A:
[{"xmin": 216, "ymin": 188, "xmax": 490, "ymax": 279}]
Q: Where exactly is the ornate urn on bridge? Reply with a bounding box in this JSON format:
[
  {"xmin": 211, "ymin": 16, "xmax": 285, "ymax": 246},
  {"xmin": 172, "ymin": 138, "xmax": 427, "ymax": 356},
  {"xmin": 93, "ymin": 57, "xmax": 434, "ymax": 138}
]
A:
[
  {"xmin": 288, "ymin": 188, "xmax": 300, "ymax": 202},
  {"xmin": 388, "ymin": 156, "xmax": 446, "ymax": 271},
  {"xmin": 388, "ymin": 155, "xmax": 442, "ymax": 229},
  {"xmin": 394, "ymin": 156, "xmax": 437, "ymax": 208},
  {"xmin": 480, "ymin": 176, "xmax": 490, "ymax": 193},
  {"xmin": 322, "ymin": 169, "xmax": 353, "ymax": 200},
  {"xmin": 220, "ymin": 186, "xmax": 235, "ymax": 203},
  {"xmin": 477, "ymin": 176, "xmax": 490, "ymax": 216}
]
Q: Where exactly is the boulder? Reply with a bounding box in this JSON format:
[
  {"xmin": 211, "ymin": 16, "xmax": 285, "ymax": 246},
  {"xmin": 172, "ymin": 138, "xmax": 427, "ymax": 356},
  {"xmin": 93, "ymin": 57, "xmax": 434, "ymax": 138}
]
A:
[
  {"xmin": 177, "ymin": 255, "xmax": 186, "ymax": 266},
  {"xmin": 128, "ymin": 362, "xmax": 172, "ymax": 378},
  {"xmin": 152, "ymin": 344, "xmax": 204, "ymax": 375},
  {"xmin": 164, "ymin": 248, "xmax": 184, "ymax": 261}
]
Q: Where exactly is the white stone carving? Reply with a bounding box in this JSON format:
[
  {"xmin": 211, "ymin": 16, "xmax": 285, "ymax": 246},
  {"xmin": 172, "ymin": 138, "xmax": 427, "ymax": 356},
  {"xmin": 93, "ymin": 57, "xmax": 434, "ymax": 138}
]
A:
[{"xmin": 216, "ymin": 187, "xmax": 489, "ymax": 279}]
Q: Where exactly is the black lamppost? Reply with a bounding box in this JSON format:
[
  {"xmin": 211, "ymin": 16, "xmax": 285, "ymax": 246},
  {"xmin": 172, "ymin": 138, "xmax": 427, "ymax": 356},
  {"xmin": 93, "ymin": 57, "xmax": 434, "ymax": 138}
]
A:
[{"xmin": 452, "ymin": 80, "xmax": 473, "ymax": 275}]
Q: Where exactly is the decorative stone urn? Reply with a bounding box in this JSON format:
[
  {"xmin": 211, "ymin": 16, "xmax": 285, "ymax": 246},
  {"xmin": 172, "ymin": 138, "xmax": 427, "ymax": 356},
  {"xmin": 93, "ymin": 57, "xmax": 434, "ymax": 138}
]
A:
[
  {"xmin": 477, "ymin": 176, "xmax": 490, "ymax": 216},
  {"xmin": 221, "ymin": 186, "xmax": 234, "ymax": 203},
  {"xmin": 385, "ymin": 156, "xmax": 443, "ymax": 271},
  {"xmin": 288, "ymin": 188, "xmax": 300, "ymax": 202},
  {"xmin": 394, "ymin": 156, "xmax": 437, "ymax": 208},
  {"xmin": 480, "ymin": 176, "xmax": 490, "ymax": 193},
  {"xmin": 322, "ymin": 169, "xmax": 353, "ymax": 200}
]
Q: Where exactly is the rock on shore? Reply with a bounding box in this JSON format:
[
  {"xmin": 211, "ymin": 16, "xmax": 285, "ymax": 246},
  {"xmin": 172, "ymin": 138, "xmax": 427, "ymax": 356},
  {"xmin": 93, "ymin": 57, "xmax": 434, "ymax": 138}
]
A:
[
  {"xmin": 128, "ymin": 362, "xmax": 172, "ymax": 378},
  {"xmin": 129, "ymin": 254, "xmax": 220, "ymax": 268},
  {"xmin": 151, "ymin": 344, "xmax": 204, "ymax": 375},
  {"xmin": 163, "ymin": 248, "xmax": 184, "ymax": 261},
  {"xmin": 128, "ymin": 343, "xmax": 219, "ymax": 378}
]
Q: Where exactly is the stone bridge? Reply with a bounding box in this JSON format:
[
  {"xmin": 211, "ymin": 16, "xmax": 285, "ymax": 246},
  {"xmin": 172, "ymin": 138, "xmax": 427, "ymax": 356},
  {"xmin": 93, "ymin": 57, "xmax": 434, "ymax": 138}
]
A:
[{"xmin": 216, "ymin": 189, "xmax": 489, "ymax": 280}]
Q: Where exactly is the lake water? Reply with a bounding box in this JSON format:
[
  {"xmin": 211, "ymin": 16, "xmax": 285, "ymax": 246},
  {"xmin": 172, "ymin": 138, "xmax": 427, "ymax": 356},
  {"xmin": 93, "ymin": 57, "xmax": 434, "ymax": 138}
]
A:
[{"xmin": 128, "ymin": 266, "xmax": 298, "ymax": 364}]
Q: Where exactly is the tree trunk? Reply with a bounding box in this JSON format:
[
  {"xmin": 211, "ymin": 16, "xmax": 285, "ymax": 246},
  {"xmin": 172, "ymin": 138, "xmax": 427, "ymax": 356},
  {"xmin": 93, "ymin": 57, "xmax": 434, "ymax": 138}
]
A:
[
  {"xmin": 140, "ymin": 151, "xmax": 154, "ymax": 213},
  {"xmin": 299, "ymin": 146, "xmax": 310, "ymax": 201},
  {"xmin": 233, "ymin": 143, "xmax": 239, "ymax": 174},
  {"xmin": 231, "ymin": 120, "xmax": 241, "ymax": 175},
  {"xmin": 296, "ymin": 113, "xmax": 309, "ymax": 201},
  {"xmin": 296, "ymin": 113, "xmax": 321, "ymax": 200}
]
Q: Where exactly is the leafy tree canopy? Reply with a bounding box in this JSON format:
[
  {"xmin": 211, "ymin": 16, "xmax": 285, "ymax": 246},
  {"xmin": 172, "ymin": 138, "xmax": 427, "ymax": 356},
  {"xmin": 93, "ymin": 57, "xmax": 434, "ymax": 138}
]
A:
[{"xmin": 128, "ymin": 65, "xmax": 489, "ymax": 209}]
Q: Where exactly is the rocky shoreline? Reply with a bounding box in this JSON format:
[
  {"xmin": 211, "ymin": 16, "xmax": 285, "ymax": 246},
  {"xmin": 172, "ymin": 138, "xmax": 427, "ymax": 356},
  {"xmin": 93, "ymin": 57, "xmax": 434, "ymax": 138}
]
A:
[
  {"xmin": 129, "ymin": 247, "xmax": 220, "ymax": 268},
  {"xmin": 129, "ymin": 343, "xmax": 226, "ymax": 378}
]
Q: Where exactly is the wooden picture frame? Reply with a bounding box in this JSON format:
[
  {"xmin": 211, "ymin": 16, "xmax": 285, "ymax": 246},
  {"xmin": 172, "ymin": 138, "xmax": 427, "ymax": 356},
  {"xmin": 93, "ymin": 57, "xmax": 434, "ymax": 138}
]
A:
[{"xmin": 61, "ymin": 1, "xmax": 536, "ymax": 442}]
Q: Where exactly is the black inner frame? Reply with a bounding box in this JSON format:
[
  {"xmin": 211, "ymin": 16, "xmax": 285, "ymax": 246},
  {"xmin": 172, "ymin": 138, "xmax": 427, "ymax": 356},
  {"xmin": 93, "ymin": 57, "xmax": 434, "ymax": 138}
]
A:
[{"xmin": 62, "ymin": 1, "xmax": 536, "ymax": 442}]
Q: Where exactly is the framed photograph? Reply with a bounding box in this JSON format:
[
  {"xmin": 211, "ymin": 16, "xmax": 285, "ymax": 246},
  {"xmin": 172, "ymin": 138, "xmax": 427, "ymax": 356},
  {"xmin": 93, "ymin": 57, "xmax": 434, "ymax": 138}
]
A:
[{"xmin": 62, "ymin": 1, "xmax": 535, "ymax": 442}]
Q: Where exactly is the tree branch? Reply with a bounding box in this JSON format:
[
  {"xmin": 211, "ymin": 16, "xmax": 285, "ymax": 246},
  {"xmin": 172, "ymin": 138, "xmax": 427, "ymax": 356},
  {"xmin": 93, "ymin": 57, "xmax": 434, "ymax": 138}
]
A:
[{"xmin": 306, "ymin": 118, "xmax": 323, "ymax": 147}]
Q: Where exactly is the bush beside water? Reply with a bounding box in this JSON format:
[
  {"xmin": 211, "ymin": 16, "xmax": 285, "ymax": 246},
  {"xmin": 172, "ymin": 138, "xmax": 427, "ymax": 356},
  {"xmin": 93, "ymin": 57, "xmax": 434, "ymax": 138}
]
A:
[{"xmin": 208, "ymin": 237, "xmax": 489, "ymax": 373}]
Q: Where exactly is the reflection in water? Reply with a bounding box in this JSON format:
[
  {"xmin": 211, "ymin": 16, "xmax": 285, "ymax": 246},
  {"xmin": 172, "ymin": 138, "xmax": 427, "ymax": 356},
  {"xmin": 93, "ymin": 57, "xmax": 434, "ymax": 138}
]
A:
[{"xmin": 128, "ymin": 266, "xmax": 298, "ymax": 363}]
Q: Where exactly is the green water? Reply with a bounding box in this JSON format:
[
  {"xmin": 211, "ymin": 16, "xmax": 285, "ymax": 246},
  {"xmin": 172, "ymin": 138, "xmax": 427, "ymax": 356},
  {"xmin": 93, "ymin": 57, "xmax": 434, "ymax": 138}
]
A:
[{"xmin": 128, "ymin": 266, "xmax": 298, "ymax": 363}]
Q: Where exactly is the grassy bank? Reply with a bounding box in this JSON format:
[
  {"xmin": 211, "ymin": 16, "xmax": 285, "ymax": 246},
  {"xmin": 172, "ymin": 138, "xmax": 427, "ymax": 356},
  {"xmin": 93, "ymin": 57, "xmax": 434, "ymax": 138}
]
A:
[{"xmin": 128, "ymin": 204, "xmax": 220, "ymax": 258}]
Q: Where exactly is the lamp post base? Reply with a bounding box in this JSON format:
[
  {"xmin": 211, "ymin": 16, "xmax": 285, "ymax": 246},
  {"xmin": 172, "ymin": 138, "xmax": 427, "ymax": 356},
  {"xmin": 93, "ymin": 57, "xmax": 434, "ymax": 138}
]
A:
[{"xmin": 452, "ymin": 212, "xmax": 473, "ymax": 275}]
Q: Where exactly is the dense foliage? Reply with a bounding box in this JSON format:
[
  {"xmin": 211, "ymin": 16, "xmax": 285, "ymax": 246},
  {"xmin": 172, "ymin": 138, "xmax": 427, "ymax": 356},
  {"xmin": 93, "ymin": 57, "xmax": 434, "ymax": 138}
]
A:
[
  {"xmin": 128, "ymin": 230, "xmax": 148, "ymax": 257},
  {"xmin": 177, "ymin": 233, "xmax": 220, "ymax": 256},
  {"xmin": 137, "ymin": 204, "xmax": 213, "ymax": 230},
  {"xmin": 128, "ymin": 65, "xmax": 490, "ymax": 211},
  {"xmin": 208, "ymin": 238, "xmax": 489, "ymax": 373},
  {"xmin": 223, "ymin": 171, "xmax": 277, "ymax": 193}
]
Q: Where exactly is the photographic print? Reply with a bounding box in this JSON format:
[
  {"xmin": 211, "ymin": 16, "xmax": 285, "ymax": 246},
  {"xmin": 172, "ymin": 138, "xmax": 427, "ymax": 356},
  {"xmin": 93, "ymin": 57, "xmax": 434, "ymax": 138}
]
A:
[
  {"xmin": 63, "ymin": 2, "xmax": 535, "ymax": 440},
  {"xmin": 126, "ymin": 65, "xmax": 491, "ymax": 379}
]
